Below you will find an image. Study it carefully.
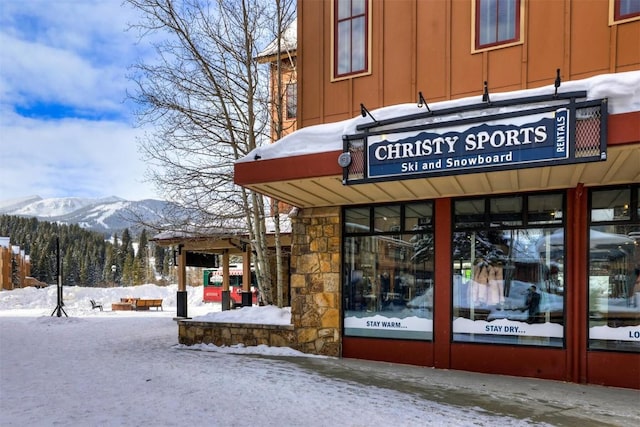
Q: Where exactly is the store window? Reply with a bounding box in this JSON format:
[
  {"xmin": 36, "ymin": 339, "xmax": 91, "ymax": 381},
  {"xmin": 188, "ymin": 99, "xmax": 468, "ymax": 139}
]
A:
[
  {"xmin": 286, "ymin": 83, "xmax": 296, "ymax": 120},
  {"xmin": 611, "ymin": 0, "xmax": 640, "ymax": 23},
  {"xmin": 452, "ymin": 192, "xmax": 565, "ymax": 347},
  {"xmin": 472, "ymin": 0, "xmax": 523, "ymax": 52},
  {"xmin": 588, "ymin": 185, "xmax": 640, "ymax": 352},
  {"xmin": 333, "ymin": 0, "xmax": 370, "ymax": 79},
  {"xmin": 343, "ymin": 202, "xmax": 434, "ymax": 340}
]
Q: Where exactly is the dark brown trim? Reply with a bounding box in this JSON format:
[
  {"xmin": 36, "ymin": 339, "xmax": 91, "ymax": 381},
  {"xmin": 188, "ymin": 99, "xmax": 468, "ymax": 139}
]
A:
[
  {"xmin": 434, "ymin": 198, "xmax": 452, "ymax": 369},
  {"xmin": 567, "ymin": 184, "xmax": 589, "ymax": 384}
]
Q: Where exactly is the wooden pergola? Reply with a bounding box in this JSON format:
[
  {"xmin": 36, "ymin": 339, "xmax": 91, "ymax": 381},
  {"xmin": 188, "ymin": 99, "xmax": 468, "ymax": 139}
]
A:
[{"xmin": 151, "ymin": 231, "xmax": 291, "ymax": 317}]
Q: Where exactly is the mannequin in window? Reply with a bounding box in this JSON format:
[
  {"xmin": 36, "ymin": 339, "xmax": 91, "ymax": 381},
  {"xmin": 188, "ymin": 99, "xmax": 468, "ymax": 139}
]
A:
[
  {"xmin": 469, "ymin": 257, "xmax": 489, "ymax": 306},
  {"xmin": 380, "ymin": 271, "xmax": 391, "ymax": 296},
  {"xmin": 525, "ymin": 285, "xmax": 541, "ymax": 323},
  {"xmin": 487, "ymin": 260, "xmax": 505, "ymax": 307}
]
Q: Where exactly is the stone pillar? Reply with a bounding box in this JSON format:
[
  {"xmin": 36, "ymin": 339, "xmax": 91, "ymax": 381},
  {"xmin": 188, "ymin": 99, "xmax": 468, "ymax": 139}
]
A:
[{"xmin": 290, "ymin": 207, "xmax": 341, "ymax": 357}]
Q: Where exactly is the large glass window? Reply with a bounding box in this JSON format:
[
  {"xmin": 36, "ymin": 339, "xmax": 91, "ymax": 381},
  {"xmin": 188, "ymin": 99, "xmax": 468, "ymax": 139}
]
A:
[
  {"xmin": 343, "ymin": 202, "xmax": 434, "ymax": 340},
  {"xmin": 452, "ymin": 192, "xmax": 565, "ymax": 347},
  {"xmin": 333, "ymin": 0, "xmax": 369, "ymax": 79},
  {"xmin": 474, "ymin": 0, "xmax": 522, "ymax": 51},
  {"xmin": 588, "ymin": 185, "xmax": 640, "ymax": 352}
]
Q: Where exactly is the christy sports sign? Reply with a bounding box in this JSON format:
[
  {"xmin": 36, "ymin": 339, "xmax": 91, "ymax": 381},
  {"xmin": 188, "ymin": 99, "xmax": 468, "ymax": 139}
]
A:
[{"xmin": 367, "ymin": 108, "xmax": 573, "ymax": 179}]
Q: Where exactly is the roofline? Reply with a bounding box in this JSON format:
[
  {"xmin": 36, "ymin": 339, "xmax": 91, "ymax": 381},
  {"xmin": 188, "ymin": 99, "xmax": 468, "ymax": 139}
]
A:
[{"xmin": 234, "ymin": 110, "xmax": 639, "ymax": 187}]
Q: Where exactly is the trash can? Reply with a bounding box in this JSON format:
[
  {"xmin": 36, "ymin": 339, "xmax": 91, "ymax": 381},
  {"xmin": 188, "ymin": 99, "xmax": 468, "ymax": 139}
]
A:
[
  {"xmin": 241, "ymin": 291, "xmax": 252, "ymax": 307},
  {"xmin": 221, "ymin": 290, "xmax": 231, "ymax": 311},
  {"xmin": 177, "ymin": 290, "xmax": 188, "ymax": 318}
]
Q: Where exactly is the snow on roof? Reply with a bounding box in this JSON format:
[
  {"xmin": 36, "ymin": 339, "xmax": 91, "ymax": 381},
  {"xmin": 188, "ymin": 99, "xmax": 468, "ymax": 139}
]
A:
[
  {"xmin": 256, "ymin": 19, "xmax": 297, "ymax": 59},
  {"xmin": 151, "ymin": 214, "xmax": 292, "ymax": 242},
  {"xmin": 239, "ymin": 71, "xmax": 640, "ymax": 163}
]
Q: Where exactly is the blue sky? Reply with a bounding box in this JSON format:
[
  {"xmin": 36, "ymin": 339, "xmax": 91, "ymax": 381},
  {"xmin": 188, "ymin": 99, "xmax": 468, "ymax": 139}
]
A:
[{"xmin": 0, "ymin": 0, "xmax": 159, "ymax": 201}]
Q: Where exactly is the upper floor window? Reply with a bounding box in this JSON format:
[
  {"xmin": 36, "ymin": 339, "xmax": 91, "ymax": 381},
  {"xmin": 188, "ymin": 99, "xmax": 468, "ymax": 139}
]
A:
[
  {"xmin": 610, "ymin": 0, "xmax": 640, "ymax": 24},
  {"xmin": 286, "ymin": 83, "xmax": 297, "ymax": 120},
  {"xmin": 333, "ymin": 0, "xmax": 370, "ymax": 80},
  {"xmin": 473, "ymin": 0, "xmax": 523, "ymax": 52}
]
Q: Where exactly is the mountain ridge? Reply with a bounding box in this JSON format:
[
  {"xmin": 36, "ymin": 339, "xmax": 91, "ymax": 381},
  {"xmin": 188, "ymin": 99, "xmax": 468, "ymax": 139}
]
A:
[{"xmin": 0, "ymin": 196, "xmax": 172, "ymax": 236}]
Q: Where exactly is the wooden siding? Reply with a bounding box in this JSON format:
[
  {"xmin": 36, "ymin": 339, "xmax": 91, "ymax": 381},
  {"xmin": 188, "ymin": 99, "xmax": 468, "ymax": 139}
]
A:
[{"xmin": 298, "ymin": 0, "xmax": 640, "ymax": 127}]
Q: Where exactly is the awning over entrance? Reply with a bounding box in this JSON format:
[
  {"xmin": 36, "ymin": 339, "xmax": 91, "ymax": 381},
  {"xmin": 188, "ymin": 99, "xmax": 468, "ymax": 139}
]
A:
[
  {"xmin": 235, "ymin": 71, "xmax": 640, "ymax": 208},
  {"xmin": 235, "ymin": 144, "xmax": 638, "ymax": 208}
]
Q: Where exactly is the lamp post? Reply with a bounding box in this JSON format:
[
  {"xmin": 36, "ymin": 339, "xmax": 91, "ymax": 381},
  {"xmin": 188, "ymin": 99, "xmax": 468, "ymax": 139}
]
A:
[{"xmin": 111, "ymin": 264, "xmax": 116, "ymax": 286}]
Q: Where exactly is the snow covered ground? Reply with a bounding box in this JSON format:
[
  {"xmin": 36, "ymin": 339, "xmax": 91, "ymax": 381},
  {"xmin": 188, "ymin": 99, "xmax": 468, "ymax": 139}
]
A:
[{"xmin": 1, "ymin": 284, "xmax": 637, "ymax": 427}]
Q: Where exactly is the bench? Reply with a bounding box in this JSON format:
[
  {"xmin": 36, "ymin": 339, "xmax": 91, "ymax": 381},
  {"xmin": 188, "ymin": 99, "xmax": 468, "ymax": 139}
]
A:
[
  {"xmin": 132, "ymin": 299, "xmax": 163, "ymax": 311},
  {"xmin": 111, "ymin": 302, "xmax": 133, "ymax": 311},
  {"xmin": 90, "ymin": 299, "xmax": 103, "ymax": 311}
]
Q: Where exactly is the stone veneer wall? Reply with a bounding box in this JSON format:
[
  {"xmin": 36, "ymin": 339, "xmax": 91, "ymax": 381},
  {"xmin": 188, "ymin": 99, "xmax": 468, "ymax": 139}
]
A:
[
  {"xmin": 177, "ymin": 206, "xmax": 342, "ymax": 356},
  {"xmin": 178, "ymin": 321, "xmax": 295, "ymax": 347},
  {"xmin": 289, "ymin": 206, "xmax": 341, "ymax": 357}
]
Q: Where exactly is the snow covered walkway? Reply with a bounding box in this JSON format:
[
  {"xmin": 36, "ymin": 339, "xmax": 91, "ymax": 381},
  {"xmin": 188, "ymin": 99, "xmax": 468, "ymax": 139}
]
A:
[{"xmin": 1, "ymin": 285, "xmax": 638, "ymax": 426}]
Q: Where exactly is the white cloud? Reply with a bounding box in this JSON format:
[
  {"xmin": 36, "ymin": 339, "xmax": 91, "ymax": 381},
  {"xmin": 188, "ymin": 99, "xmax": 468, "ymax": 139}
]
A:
[
  {"xmin": 0, "ymin": 0, "xmax": 160, "ymax": 201},
  {"xmin": 0, "ymin": 111, "xmax": 156, "ymax": 201}
]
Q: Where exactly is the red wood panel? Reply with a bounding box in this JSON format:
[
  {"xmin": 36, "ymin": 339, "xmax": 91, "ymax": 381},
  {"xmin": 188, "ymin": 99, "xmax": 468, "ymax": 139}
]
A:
[
  {"xmin": 587, "ymin": 352, "xmax": 640, "ymax": 389},
  {"xmin": 608, "ymin": 111, "xmax": 640, "ymax": 145},
  {"xmin": 234, "ymin": 150, "xmax": 342, "ymax": 185},
  {"xmin": 451, "ymin": 343, "xmax": 567, "ymax": 381},
  {"xmin": 342, "ymin": 337, "xmax": 433, "ymax": 366}
]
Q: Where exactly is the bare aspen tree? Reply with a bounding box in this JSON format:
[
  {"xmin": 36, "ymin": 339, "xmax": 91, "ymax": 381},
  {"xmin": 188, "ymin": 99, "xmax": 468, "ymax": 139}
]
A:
[
  {"xmin": 264, "ymin": 0, "xmax": 296, "ymax": 307},
  {"xmin": 126, "ymin": 0, "xmax": 295, "ymax": 305}
]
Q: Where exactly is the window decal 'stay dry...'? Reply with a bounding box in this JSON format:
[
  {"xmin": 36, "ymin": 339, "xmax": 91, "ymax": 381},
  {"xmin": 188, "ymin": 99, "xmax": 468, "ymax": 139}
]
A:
[{"xmin": 367, "ymin": 108, "xmax": 570, "ymax": 179}]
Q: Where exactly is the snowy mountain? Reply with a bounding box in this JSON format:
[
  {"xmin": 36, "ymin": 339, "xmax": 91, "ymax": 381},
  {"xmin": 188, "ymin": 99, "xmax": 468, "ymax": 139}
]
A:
[
  {"xmin": 3, "ymin": 196, "xmax": 122, "ymax": 218},
  {"xmin": 0, "ymin": 196, "xmax": 173, "ymax": 236},
  {"xmin": 0, "ymin": 196, "xmax": 43, "ymax": 213}
]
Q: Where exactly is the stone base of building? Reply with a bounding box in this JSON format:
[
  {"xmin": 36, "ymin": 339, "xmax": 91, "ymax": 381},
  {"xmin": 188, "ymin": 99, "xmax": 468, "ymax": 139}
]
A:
[{"xmin": 178, "ymin": 320, "xmax": 296, "ymax": 349}]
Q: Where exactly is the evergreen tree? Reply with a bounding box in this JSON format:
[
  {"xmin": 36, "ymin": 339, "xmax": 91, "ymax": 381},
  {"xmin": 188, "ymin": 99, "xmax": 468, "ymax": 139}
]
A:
[
  {"xmin": 112, "ymin": 232, "xmax": 120, "ymax": 284},
  {"xmin": 137, "ymin": 229, "xmax": 148, "ymax": 263},
  {"xmin": 0, "ymin": 214, "xmax": 164, "ymax": 287},
  {"xmin": 103, "ymin": 245, "xmax": 116, "ymax": 285},
  {"xmin": 154, "ymin": 243, "xmax": 165, "ymax": 278},
  {"xmin": 0, "ymin": 215, "xmax": 116, "ymax": 286},
  {"xmin": 122, "ymin": 251, "xmax": 135, "ymax": 286},
  {"xmin": 135, "ymin": 229, "xmax": 149, "ymax": 285}
]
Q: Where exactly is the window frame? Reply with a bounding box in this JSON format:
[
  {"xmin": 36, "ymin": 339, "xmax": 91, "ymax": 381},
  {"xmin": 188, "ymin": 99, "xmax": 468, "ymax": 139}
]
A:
[
  {"xmin": 331, "ymin": 0, "xmax": 372, "ymax": 81},
  {"xmin": 342, "ymin": 201, "xmax": 435, "ymax": 341},
  {"xmin": 285, "ymin": 82, "xmax": 297, "ymax": 120},
  {"xmin": 451, "ymin": 191, "xmax": 567, "ymax": 348},
  {"xmin": 609, "ymin": 0, "xmax": 640, "ymax": 25},
  {"xmin": 587, "ymin": 184, "xmax": 640, "ymax": 353},
  {"xmin": 471, "ymin": 0, "xmax": 525, "ymax": 53}
]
